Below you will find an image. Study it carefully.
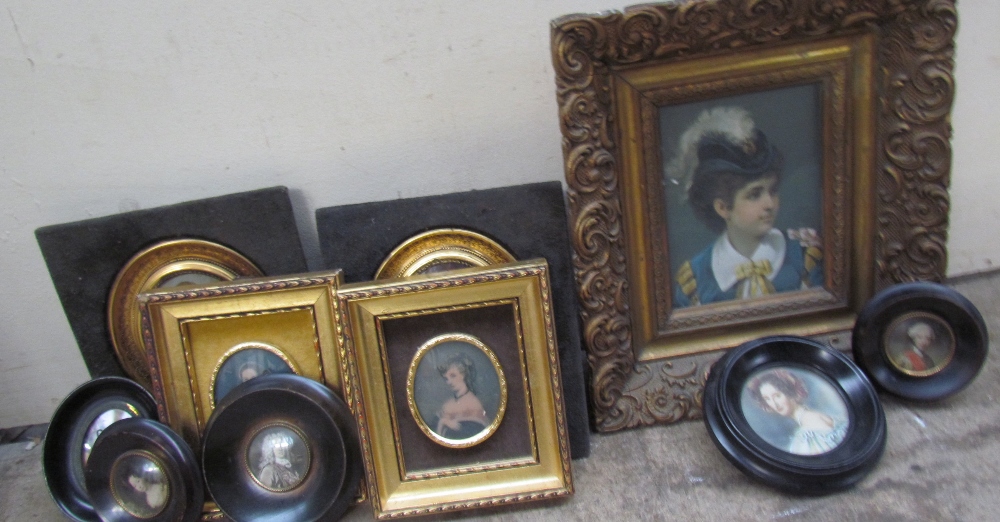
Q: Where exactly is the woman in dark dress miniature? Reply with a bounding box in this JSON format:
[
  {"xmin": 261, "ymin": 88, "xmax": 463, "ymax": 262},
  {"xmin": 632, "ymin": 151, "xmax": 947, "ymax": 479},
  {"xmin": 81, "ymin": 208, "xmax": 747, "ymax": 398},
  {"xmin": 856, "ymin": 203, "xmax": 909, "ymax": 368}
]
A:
[{"xmin": 434, "ymin": 354, "xmax": 488, "ymax": 439}]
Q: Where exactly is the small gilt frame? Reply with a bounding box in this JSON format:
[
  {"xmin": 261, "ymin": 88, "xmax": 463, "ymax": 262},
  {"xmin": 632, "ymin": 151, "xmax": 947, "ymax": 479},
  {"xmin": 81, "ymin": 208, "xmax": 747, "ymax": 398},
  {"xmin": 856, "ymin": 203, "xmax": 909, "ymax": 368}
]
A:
[
  {"xmin": 336, "ymin": 259, "xmax": 573, "ymax": 518},
  {"xmin": 138, "ymin": 271, "xmax": 344, "ymax": 520},
  {"xmin": 552, "ymin": 0, "xmax": 955, "ymax": 431}
]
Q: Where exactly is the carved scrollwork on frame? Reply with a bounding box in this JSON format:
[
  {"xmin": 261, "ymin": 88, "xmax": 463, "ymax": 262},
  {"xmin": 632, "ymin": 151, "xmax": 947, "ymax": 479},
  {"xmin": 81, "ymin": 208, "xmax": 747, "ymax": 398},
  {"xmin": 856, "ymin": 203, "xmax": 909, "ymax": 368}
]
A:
[{"xmin": 552, "ymin": 0, "xmax": 955, "ymax": 432}]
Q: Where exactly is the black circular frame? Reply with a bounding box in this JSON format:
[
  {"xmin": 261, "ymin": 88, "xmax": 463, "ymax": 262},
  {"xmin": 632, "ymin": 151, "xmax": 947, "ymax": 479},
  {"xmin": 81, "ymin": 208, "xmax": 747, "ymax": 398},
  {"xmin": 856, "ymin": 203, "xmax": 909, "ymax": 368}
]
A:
[
  {"xmin": 704, "ymin": 335, "xmax": 886, "ymax": 494},
  {"xmin": 83, "ymin": 418, "xmax": 202, "ymax": 522},
  {"xmin": 201, "ymin": 374, "xmax": 362, "ymax": 522},
  {"xmin": 43, "ymin": 376, "xmax": 158, "ymax": 521},
  {"xmin": 853, "ymin": 281, "xmax": 988, "ymax": 401}
]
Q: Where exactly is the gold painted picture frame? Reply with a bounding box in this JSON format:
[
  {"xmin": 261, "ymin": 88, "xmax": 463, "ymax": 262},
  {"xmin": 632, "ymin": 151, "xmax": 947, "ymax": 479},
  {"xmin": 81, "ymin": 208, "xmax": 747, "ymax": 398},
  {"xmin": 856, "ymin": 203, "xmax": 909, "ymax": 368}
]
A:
[
  {"xmin": 552, "ymin": 0, "xmax": 955, "ymax": 431},
  {"xmin": 108, "ymin": 239, "xmax": 264, "ymax": 391},
  {"xmin": 336, "ymin": 259, "xmax": 573, "ymax": 518},
  {"xmin": 137, "ymin": 271, "xmax": 344, "ymax": 519}
]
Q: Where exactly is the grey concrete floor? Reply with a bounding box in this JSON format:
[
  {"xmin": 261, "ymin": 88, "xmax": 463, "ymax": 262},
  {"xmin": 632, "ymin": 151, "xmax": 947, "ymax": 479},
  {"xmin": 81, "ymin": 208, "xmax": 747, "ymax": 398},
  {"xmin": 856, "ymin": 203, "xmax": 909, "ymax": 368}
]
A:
[{"xmin": 5, "ymin": 272, "xmax": 1000, "ymax": 521}]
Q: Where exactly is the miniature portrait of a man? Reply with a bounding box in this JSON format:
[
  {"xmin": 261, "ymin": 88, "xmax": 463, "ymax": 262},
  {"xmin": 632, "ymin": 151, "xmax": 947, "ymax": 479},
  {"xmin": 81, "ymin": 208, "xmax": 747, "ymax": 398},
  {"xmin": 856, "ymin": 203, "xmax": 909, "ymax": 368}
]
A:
[
  {"xmin": 248, "ymin": 425, "xmax": 309, "ymax": 492},
  {"xmin": 884, "ymin": 312, "xmax": 955, "ymax": 376},
  {"xmin": 212, "ymin": 344, "xmax": 295, "ymax": 406}
]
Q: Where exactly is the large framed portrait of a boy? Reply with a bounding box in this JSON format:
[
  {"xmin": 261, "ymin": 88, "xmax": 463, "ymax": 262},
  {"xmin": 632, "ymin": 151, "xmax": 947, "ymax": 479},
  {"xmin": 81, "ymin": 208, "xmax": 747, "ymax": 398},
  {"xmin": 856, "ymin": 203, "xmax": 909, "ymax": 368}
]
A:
[{"xmin": 553, "ymin": 0, "xmax": 955, "ymax": 431}]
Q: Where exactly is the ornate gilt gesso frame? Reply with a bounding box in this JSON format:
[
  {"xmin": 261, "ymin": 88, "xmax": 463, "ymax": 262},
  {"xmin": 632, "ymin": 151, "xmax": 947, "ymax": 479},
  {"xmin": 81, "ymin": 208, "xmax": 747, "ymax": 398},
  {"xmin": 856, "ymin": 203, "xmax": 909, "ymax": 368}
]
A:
[
  {"xmin": 552, "ymin": 0, "xmax": 954, "ymax": 431},
  {"xmin": 336, "ymin": 259, "xmax": 573, "ymax": 519}
]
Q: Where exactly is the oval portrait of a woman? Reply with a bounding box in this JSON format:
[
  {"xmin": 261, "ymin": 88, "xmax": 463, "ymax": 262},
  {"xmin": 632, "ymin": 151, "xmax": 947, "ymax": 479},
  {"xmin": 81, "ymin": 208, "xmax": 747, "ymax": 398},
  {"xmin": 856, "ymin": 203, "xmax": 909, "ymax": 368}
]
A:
[
  {"xmin": 406, "ymin": 333, "xmax": 507, "ymax": 448},
  {"xmin": 740, "ymin": 367, "xmax": 849, "ymax": 456}
]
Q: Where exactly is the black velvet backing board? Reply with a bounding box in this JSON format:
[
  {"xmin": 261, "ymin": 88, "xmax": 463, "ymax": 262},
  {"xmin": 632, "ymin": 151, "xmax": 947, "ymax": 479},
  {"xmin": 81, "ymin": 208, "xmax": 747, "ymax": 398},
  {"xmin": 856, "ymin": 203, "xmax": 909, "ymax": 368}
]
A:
[
  {"xmin": 36, "ymin": 186, "xmax": 308, "ymax": 380},
  {"xmin": 315, "ymin": 182, "xmax": 591, "ymax": 458}
]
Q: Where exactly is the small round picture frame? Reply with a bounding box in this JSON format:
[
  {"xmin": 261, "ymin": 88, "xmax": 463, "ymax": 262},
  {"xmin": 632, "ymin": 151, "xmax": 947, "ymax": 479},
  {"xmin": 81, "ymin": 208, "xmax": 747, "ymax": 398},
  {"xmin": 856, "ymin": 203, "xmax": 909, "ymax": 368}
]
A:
[
  {"xmin": 43, "ymin": 376, "xmax": 159, "ymax": 522},
  {"xmin": 374, "ymin": 228, "xmax": 516, "ymax": 280},
  {"xmin": 703, "ymin": 336, "xmax": 886, "ymax": 494},
  {"xmin": 107, "ymin": 239, "xmax": 263, "ymax": 390},
  {"xmin": 853, "ymin": 281, "xmax": 988, "ymax": 401},
  {"xmin": 83, "ymin": 418, "xmax": 203, "ymax": 522},
  {"xmin": 202, "ymin": 374, "xmax": 362, "ymax": 522},
  {"xmin": 406, "ymin": 333, "xmax": 508, "ymax": 449}
]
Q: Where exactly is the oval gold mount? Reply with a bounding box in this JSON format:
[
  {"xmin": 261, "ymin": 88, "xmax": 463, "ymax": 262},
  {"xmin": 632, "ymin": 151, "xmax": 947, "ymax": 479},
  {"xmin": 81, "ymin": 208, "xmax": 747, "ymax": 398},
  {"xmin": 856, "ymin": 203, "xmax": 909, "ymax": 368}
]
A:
[
  {"xmin": 107, "ymin": 239, "xmax": 263, "ymax": 390},
  {"xmin": 405, "ymin": 333, "xmax": 508, "ymax": 449},
  {"xmin": 374, "ymin": 228, "xmax": 515, "ymax": 280}
]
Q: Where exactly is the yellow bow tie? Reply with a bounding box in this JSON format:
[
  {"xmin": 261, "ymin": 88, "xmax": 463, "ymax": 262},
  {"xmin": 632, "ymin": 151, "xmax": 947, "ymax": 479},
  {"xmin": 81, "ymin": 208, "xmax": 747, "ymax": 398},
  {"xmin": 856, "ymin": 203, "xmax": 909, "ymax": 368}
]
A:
[{"xmin": 735, "ymin": 260, "xmax": 775, "ymax": 298}]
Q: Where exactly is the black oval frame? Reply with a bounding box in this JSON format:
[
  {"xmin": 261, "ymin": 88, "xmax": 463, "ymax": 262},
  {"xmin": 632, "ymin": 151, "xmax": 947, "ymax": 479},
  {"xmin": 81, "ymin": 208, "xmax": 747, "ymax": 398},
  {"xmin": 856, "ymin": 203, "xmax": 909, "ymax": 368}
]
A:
[
  {"xmin": 202, "ymin": 374, "xmax": 362, "ymax": 522},
  {"xmin": 83, "ymin": 418, "xmax": 203, "ymax": 522},
  {"xmin": 853, "ymin": 282, "xmax": 988, "ymax": 401},
  {"xmin": 43, "ymin": 376, "xmax": 159, "ymax": 522},
  {"xmin": 704, "ymin": 335, "xmax": 886, "ymax": 494}
]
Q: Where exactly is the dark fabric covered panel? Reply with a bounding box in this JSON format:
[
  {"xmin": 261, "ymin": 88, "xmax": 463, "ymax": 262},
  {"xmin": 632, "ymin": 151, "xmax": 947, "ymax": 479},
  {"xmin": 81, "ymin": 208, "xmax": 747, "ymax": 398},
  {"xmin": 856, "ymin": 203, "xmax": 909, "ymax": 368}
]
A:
[
  {"xmin": 315, "ymin": 182, "xmax": 591, "ymax": 458},
  {"xmin": 36, "ymin": 186, "xmax": 308, "ymax": 379}
]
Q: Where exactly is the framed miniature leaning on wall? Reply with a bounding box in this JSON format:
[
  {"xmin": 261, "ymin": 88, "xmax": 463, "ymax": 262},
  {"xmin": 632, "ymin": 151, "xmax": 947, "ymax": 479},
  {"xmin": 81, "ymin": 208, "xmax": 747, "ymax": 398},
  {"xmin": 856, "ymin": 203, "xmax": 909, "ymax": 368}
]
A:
[
  {"xmin": 336, "ymin": 259, "xmax": 573, "ymax": 519},
  {"xmin": 552, "ymin": 0, "xmax": 956, "ymax": 431},
  {"xmin": 138, "ymin": 271, "xmax": 344, "ymax": 520}
]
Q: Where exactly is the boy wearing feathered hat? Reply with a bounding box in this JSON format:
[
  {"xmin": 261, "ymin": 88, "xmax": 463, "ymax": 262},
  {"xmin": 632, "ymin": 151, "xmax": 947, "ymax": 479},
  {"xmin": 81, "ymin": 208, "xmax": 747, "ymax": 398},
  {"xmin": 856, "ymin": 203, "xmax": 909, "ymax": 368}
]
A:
[{"xmin": 667, "ymin": 107, "xmax": 823, "ymax": 307}]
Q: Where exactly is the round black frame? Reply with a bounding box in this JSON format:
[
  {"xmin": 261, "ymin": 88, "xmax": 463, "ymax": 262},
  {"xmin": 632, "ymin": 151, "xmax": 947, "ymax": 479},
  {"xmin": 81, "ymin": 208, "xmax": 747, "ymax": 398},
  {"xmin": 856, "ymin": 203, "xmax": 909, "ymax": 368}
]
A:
[
  {"xmin": 43, "ymin": 376, "xmax": 158, "ymax": 521},
  {"xmin": 201, "ymin": 374, "xmax": 362, "ymax": 522},
  {"xmin": 853, "ymin": 282, "xmax": 988, "ymax": 401},
  {"xmin": 703, "ymin": 336, "xmax": 886, "ymax": 494},
  {"xmin": 84, "ymin": 418, "xmax": 203, "ymax": 522}
]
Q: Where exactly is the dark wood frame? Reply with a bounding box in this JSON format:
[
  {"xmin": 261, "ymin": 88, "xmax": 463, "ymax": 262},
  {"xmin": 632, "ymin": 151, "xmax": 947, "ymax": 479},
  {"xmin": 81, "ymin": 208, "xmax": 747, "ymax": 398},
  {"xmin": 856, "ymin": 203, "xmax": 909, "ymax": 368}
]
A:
[
  {"xmin": 853, "ymin": 282, "xmax": 988, "ymax": 401},
  {"xmin": 552, "ymin": 0, "xmax": 955, "ymax": 431},
  {"xmin": 703, "ymin": 335, "xmax": 886, "ymax": 494}
]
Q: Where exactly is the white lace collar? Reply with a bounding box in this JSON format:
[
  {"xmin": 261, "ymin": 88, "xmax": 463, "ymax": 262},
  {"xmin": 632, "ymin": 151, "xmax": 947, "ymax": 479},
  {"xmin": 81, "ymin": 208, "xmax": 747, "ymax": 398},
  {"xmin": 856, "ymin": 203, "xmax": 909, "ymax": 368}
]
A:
[{"xmin": 711, "ymin": 228, "xmax": 786, "ymax": 292}]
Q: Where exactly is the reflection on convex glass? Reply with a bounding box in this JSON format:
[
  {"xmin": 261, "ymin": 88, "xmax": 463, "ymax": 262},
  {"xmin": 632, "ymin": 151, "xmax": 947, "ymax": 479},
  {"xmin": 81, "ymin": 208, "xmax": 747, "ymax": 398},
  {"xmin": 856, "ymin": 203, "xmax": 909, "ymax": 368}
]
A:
[
  {"xmin": 247, "ymin": 425, "xmax": 310, "ymax": 492},
  {"xmin": 81, "ymin": 408, "xmax": 134, "ymax": 467},
  {"xmin": 111, "ymin": 451, "xmax": 169, "ymax": 519},
  {"xmin": 156, "ymin": 271, "xmax": 224, "ymax": 289}
]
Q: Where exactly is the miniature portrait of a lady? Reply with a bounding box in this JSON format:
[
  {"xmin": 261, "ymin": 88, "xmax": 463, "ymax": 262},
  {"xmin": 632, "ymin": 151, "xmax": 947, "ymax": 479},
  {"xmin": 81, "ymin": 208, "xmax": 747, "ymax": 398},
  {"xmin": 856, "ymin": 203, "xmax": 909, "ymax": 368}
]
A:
[
  {"xmin": 433, "ymin": 354, "xmax": 489, "ymax": 439},
  {"xmin": 745, "ymin": 368, "xmax": 848, "ymax": 456}
]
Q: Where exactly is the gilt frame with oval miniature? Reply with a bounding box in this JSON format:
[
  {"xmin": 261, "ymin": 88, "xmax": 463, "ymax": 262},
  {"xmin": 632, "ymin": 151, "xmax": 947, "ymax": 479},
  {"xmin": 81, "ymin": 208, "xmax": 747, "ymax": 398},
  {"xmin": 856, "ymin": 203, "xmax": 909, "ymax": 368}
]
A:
[
  {"xmin": 552, "ymin": 0, "xmax": 955, "ymax": 432},
  {"xmin": 336, "ymin": 259, "xmax": 572, "ymax": 519}
]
